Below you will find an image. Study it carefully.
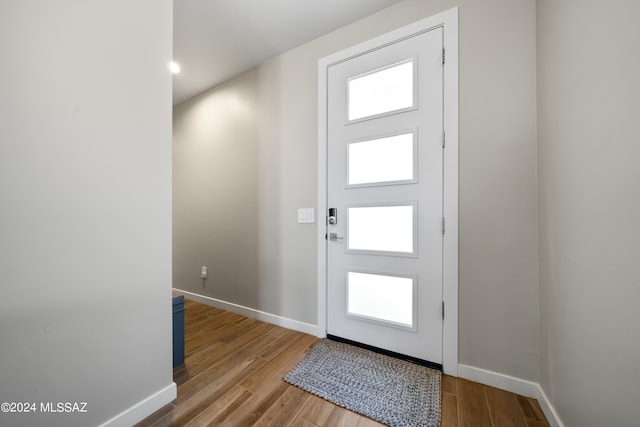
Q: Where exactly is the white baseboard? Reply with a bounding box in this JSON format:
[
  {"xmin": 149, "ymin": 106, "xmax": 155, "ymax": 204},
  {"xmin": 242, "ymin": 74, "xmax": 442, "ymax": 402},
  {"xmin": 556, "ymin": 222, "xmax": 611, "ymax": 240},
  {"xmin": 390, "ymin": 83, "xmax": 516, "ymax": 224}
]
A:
[
  {"xmin": 458, "ymin": 365, "xmax": 564, "ymax": 427},
  {"xmin": 174, "ymin": 288, "xmax": 321, "ymax": 337},
  {"xmin": 535, "ymin": 384, "xmax": 565, "ymax": 427},
  {"xmin": 98, "ymin": 382, "xmax": 176, "ymax": 427},
  {"xmin": 458, "ymin": 364, "xmax": 539, "ymax": 398}
]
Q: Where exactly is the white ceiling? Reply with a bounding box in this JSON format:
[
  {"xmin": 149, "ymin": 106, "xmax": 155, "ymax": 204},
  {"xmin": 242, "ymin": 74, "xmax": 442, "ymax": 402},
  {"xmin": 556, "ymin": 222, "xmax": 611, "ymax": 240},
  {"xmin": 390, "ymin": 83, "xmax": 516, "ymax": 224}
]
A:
[{"xmin": 172, "ymin": 0, "xmax": 405, "ymax": 105}]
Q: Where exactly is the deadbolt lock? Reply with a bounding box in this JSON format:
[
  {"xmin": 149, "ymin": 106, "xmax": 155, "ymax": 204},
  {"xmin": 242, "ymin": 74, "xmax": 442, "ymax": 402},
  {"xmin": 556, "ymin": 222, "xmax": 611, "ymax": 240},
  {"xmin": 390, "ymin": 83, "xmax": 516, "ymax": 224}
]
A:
[{"xmin": 328, "ymin": 208, "xmax": 337, "ymax": 225}]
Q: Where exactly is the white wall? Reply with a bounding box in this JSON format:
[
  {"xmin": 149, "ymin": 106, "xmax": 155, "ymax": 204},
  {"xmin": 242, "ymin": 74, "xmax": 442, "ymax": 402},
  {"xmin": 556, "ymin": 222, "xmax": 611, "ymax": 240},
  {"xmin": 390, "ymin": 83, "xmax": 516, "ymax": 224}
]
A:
[
  {"xmin": 173, "ymin": 0, "xmax": 539, "ymax": 381},
  {"xmin": 537, "ymin": 1, "xmax": 640, "ymax": 425},
  {"xmin": 173, "ymin": 70, "xmax": 261, "ymax": 310},
  {"xmin": 0, "ymin": 1, "xmax": 174, "ymax": 426}
]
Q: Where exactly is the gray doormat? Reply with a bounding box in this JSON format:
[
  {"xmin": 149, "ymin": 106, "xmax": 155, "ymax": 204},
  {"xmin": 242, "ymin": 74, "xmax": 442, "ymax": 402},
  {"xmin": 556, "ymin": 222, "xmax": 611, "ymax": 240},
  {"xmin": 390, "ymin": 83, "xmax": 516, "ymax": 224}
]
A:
[{"xmin": 284, "ymin": 339, "xmax": 441, "ymax": 427}]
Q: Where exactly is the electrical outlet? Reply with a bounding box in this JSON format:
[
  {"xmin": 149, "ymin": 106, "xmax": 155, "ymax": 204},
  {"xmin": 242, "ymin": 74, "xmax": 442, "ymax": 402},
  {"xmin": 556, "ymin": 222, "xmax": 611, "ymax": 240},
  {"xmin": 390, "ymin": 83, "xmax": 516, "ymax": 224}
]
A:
[{"xmin": 201, "ymin": 266, "xmax": 208, "ymax": 279}]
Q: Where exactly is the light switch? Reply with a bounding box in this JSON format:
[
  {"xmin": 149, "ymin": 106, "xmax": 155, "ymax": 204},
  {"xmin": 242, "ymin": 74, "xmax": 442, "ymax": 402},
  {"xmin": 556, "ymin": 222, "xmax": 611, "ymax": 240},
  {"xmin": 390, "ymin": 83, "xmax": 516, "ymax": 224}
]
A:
[{"xmin": 298, "ymin": 208, "xmax": 315, "ymax": 224}]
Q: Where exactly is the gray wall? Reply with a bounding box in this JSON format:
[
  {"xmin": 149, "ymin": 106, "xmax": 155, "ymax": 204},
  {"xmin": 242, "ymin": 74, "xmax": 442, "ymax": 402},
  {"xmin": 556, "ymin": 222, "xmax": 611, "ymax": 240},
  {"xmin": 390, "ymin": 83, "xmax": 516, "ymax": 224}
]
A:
[
  {"xmin": 537, "ymin": 1, "xmax": 640, "ymax": 425},
  {"xmin": 0, "ymin": 1, "xmax": 174, "ymax": 426},
  {"xmin": 173, "ymin": 0, "xmax": 540, "ymax": 382},
  {"xmin": 173, "ymin": 70, "xmax": 261, "ymax": 311}
]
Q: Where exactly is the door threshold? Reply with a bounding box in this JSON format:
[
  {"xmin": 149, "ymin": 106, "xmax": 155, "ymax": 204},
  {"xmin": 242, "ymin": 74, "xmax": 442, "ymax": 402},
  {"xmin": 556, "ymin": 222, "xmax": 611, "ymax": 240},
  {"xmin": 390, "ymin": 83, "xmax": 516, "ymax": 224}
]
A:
[{"xmin": 327, "ymin": 334, "xmax": 442, "ymax": 371}]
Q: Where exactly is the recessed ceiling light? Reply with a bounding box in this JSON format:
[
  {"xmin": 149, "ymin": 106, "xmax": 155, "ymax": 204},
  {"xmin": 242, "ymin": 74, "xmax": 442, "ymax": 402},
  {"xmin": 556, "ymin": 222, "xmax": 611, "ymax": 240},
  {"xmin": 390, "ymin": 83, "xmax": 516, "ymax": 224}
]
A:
[{"xmin": 169, "ymin": 62, "xmax": 181, "ymax": 74}]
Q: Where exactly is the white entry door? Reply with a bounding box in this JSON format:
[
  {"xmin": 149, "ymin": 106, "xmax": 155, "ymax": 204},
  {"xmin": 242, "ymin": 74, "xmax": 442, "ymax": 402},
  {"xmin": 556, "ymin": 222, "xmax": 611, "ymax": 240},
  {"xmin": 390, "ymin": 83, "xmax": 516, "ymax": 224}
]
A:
[{"xmin": 326, "ymin": 27, "xmax": 444, "ymax": 364}]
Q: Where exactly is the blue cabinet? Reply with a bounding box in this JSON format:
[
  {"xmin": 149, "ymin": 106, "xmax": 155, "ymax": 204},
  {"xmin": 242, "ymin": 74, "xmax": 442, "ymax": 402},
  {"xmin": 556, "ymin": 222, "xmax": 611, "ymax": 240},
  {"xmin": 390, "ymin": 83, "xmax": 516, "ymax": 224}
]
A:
[{"xmin": 172, "ymin": 295, "xmax": 185, "ymax": 368}]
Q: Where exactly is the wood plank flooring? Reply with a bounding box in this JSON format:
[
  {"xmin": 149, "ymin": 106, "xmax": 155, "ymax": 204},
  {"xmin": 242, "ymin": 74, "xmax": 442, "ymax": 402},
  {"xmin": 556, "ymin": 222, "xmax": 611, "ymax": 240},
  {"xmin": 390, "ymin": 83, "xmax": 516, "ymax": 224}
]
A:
[{"xmin": 137, "ymin": 299, "xmax": 549, "ymax": 427}]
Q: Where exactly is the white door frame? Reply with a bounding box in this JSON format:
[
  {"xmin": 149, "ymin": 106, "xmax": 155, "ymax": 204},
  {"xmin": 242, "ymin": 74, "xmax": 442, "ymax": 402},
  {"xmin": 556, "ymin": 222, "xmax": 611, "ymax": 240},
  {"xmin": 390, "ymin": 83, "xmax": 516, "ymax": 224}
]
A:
[{"xmin": 317, "ymin": 7, "xmax": 458, "ymax": 376}]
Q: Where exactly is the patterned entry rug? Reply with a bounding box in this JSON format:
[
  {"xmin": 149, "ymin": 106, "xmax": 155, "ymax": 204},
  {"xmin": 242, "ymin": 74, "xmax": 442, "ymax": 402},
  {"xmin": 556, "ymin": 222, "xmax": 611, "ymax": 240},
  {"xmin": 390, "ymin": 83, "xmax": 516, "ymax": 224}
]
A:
[{"xmin": 284, "ymin": 339, "xmax": 441, "ymax": 427}]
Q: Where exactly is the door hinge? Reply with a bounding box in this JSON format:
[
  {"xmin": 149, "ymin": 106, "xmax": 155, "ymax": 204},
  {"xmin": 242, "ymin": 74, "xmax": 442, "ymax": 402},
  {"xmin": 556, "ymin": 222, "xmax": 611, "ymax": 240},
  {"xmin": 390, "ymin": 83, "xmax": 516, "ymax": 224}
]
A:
[
  {"xmin": 441, "ymin": 130, "xmax": 446, "ymax": 148},
  {"xmin": 442, "ymin": 301, "xmax": 445, "ymax": 319},
  {"xmin": 442, "ymin": 48, "xmax": 445, "ymax": 65},
  {"xmin": 442, "ymin": 217, "xmax": 446, "ymax": 235}
]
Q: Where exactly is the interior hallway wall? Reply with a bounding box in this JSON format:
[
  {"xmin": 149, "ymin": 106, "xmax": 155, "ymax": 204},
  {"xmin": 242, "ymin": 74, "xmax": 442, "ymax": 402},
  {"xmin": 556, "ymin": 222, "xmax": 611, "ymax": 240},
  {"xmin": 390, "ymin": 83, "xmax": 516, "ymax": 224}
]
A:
[
  {"xmin": 173, "ymin": 0, "xmax": 539, "ymax": 382},
  {"xmin": 0, "ymin": 1, "xmax": 174, "ymax": 427},
  {"xmin": 173, "ymin": 70, "xmax": 261, "ymax": 311},
  {"xmin": 537, "ymin": 1, "xmax": 640, "ymax": 425}
]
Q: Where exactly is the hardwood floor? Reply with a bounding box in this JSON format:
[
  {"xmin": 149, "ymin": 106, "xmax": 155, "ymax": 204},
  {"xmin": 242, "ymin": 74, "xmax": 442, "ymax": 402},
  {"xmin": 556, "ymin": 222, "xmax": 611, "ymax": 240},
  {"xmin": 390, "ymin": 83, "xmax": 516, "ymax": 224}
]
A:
[{"xmin": 137, "ymin": 299, "xmax": 549, "ymax": 427}]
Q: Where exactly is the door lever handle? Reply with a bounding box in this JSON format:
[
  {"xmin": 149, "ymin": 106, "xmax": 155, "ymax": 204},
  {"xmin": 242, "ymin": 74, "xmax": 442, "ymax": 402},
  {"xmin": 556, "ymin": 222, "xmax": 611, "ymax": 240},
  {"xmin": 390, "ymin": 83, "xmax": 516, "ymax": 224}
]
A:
[{"xmin": 329, "ymin": 233, "xmax": 344, "ymax": 241}]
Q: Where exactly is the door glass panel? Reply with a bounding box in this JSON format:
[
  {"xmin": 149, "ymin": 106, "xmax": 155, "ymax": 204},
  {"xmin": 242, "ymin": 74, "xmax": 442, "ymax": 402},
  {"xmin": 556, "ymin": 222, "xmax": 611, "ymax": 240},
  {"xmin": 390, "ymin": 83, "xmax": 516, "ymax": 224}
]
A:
[
  {"xmin": 348, "ymin": 60, "xmax": 414, "ymax": 121},
  {"xmin": 347, "ymin": 271, "xmax": 414, "ymax": 327},
  {"xmin": 348, "ymin": 133, "xmax": 415, "ymax": 186},
  {"xmin": 347, "ymin": 204, "xmax": 415, "ymax": 254}
]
